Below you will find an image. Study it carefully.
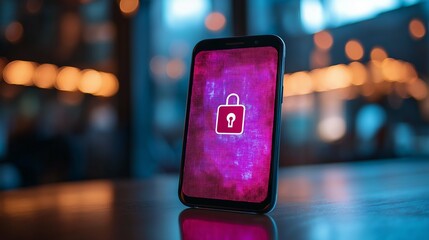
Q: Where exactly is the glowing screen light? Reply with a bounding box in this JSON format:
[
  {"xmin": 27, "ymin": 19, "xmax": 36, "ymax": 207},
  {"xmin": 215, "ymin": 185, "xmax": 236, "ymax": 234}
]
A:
[{"xmin": 182, "ymin": 47, "xmax": 278, "ymax": 202}]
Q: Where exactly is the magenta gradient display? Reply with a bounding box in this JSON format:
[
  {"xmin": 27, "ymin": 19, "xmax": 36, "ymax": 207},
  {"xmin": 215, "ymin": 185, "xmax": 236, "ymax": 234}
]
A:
[{"xmin": 183, "ymin": 46, "xmax": 278, "ymax": 203}]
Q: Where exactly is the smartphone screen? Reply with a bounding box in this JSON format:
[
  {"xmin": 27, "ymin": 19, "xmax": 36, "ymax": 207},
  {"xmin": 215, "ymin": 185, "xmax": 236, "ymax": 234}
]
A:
[{"xmin": 179, "ymin": 35, "xmax": 285, "ymax": 212}]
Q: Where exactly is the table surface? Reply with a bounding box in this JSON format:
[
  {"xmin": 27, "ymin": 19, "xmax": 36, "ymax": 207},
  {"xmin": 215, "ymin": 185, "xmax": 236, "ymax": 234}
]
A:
[{"xmin": 1, "ymin": 159, "xmax": 429, "ymax": 240}]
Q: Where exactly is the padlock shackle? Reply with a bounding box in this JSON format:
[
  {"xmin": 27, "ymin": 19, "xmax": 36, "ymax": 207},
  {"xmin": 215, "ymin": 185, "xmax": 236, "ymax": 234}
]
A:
[{"xmin": 226, "ymin": 93, "xmax": 240, "ymax": 105}]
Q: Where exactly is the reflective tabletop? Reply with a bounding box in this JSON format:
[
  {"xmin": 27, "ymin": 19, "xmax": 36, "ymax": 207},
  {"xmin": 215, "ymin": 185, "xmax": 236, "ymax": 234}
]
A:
[{"xmin": 1, "ymin": 159, "xmax": 429, "ymax": 239}]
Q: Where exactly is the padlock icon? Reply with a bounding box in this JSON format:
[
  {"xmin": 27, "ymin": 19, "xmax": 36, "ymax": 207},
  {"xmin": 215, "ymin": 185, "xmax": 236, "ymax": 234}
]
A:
[{"xmin": 215, "ymin": 93, "xmax": 245, "ymax": 135}]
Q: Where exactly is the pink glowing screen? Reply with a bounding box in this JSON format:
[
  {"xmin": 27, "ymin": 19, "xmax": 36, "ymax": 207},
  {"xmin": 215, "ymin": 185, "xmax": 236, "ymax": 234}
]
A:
[
  {"xmin": 182, "ymin": 218, "xmax": 269, "ymax": 240},
  {"xmin": 182, "ymin": 46, "xmax": 278, "ymax": 203}
]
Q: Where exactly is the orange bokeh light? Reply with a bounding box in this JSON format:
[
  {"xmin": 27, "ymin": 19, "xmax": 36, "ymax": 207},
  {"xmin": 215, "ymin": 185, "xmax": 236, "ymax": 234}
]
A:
[
  {"xmin": 345, "ymin": 40, "xmax": 364, "ymax": 61},
  {"xmin": 205, "ymin": 12, "xmax": 226, "ymax": 32},
  {"xmin": 284, "ymin": 71, "xmax": 313, "ymax": 96},
  {"xmin": 3, "ymin": 60, "xmax": 35, "ymax": 86},
  {"xmin": 409, "ymin": 18, "xmax": 426, "ymax": 40},
  {"xmin": 370, "ymin": 47, "xmax": 388, "ymax": 62},
  {"xmin": 79, "ymin": 69, "xmax": 103, "ymax": 94},
  {"xmin": 166, "ymin": 59, "xmax": 185, "ymax": 79},
  {"xmin": 96, "ymin": 72, "xmax": 119, "ymax": 97},
  {"xmin": 348, "ymin": 61, "xmax": 367, "ymax": 86},
  {"xmin": 56, "ymin": 67, "xmax": 81, "ymax": 92},
  {"xmin": 320, "ymin": 64, "xmax": 352, "ymax": 91},
  {"xmin": 407, "ymin": 79, "xmax": 428, "ymax": 100},
  {"xmin": 381, "ymin": 58, "xmax": 407, "ymax": 82},
  {"xmin": 314, "ymin": 31, "xmax": 333, "ymax": 50},
  {"xmin": 119, "ymin": 0, "xmax": 139, "ymax": 16},
  {"xmin": 5, "ymin": 22, "xmax": 24, "ymax": 43},
  {"xmin": 33, "ymin": 64, "xmax": 58, "ymax": 89}
]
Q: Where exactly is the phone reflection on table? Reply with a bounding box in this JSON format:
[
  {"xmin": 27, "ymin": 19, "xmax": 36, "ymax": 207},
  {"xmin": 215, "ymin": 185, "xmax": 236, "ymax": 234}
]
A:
[{"xmin": 179, "ymin": 208, "xmax": 278, "ymax": 240}]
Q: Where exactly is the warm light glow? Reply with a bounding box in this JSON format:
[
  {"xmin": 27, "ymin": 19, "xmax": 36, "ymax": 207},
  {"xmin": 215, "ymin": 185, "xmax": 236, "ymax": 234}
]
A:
[
  {"xmin": 322, "ymin": 64, "xmax": 352, "ymax": 90},
  {"xmin": 3, "ymin": 60, "xmax": 35, "ymax": 86},
  {"xmin": 381, "ymin": 58, "xmax": 406, "ymax": 82},
  {"xmin": 3, "ymin": 198, "xmax": 37, "ymax": 215},
  {"xmin": 5, "ymin": 22, "xmax": 24, "ymax": 43},
  {"xmin": 33, "ymin": 64, "xmax": 58, "ymax": 89},
  {"xmin": 56, "ymin": 67, "xmax": 81, "ymax": 92},
  {"xmin": 370, "ymin": 47, "xmax": 388, "ymax": 62},
  {"xmin": 314, "ymin": 31, "xmax": 333, "ymax": 50},
  {"xmin": 96, "ymin": 72, "xmax": 119, "ymax": 97},
  {"xmin": 205, "ymin": 12, "xmax": 226, "ymax": 32},
  {"xmin": 284, "ymin": 71, "xmax": 313, "ymax": 96},
  {"xmin": 309, "ymin": 68, "xmax": 327, "ymax": 91},
  {"xmin": 2, "ymin": 181, "xmax": 113, "ymax": 217},
  {"xmin": 166, "ymin": 59, "xmax": 185, "ymax": 79},
  {"xmin": 407, "ymin": 79, "xmax": 428, "ymax": 100},
  {"xmin": 281, "ymin": 58, "xmax": 423, "ymax": 100},
  {"xmin": 409, "ymin": 18, "xmax": 426, "ymax": 40},
  {"xmin": 318, "ymin": 116, "xmax": 346, "ymax": 142},
  {"xmin": 119, "ymin": 0, "xmax": 139, "ymax": 16},
  {"xmin": 404, "ymin": 62, "xmax": 418, "ymax": 80},
  {"xmin": 1, "ymin": 59, "xmax": 118, "ymax": 97},
  {"xmin": 79, "ymin": 69, "xmax": 103, "ymax": 94},
  {"xmin": 348, "ymin": 62, "xmax": 367, "ymax": 86},
  {"xmin": 368, "ymin": 60, "xmax": 383, "ymax": 83},
  {"xmin": 345, "ymin": 39, "xmax": 364, "ymax": 61},
  {"xmin": 361, "ymin": 81, "xmax": 376, "ymax": 97}
]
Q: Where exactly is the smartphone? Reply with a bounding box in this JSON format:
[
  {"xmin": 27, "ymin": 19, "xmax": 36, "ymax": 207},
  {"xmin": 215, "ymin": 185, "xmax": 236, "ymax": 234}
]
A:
[
  {"xmin": 179, "ymin": 209, "xmax": 277, "ymax": 239},
  {"xmin": 178, "ymin": 35, "xmax": 285, "ymax": 213}
]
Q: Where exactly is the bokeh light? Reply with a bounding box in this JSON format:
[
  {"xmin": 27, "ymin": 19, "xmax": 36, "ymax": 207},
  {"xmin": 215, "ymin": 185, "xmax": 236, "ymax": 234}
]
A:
[
  {"xmin": 79, "ymin": 69, "xmax": 103, "ymax": 94},
  {"xmin": 150, "ymin": 56, "xmax": 168, "ymax": 77},
  {"xmin": 284, "ymin": 71, "xmax": 313, "ymax": 96},
  {"xmin": 119, "ymin": 0, "xmax": 139, "ymax": 16},
  {"xmin": 313, "ymin": 31, "xmax": 333, "ymax": 50},
  {"xmin": 166, "ymin": 59, "xmax": 185, "ymax": 80},
  {"xmin": 345, "ymin": 40, "xmax": 364, "ymax": 61},
  {"xmin": 348, "ymin": 61, "xmax": 367, "ymax": 86},
  {"xmin": 323, "ymin": 64, "xmax": 352, "ymax": 90},
  {"xmin": 381, "ymin": 58, "xmax": 405, "ymax": 82},
  {"xmin": 5, "ymin": 22, "xmax": 24, "ymax": 43},
  {"xmin": 318, "ymin": 116, "xmax": 346, "ymax": 142},
  {"xmin": 33, "ymin": 64, "xmax": 58, "ymax": 89},
  {"xmin": 409, "ymin": 18, "xmax": 426, "ymax": 40},
  {"xmin": 56, "ymin": 67, "xmax": 81, "ymax": 92},
  {"xmin": 407, "ymin": 79, "xmax": 428, "ymax": 100},
  {"xmin": 205, "ymin": 12, "xmax": 226, "ymax": 32},
  {"xmin": 96, "ymin": 72, "xmax": 120, "ymax": 97},
  {"xmin": 370, "ymin": 47, "xmax": 388, "ymax": 62},
  {"xmin": 3, "ymin": 60, "xmax": 35, "ymax": 86}
]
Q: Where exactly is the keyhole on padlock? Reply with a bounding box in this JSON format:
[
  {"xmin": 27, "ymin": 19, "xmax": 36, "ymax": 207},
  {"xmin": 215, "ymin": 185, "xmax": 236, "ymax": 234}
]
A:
[{"xmin": 226, "ymin": 113, "xmax": 236, "ymax": 128}]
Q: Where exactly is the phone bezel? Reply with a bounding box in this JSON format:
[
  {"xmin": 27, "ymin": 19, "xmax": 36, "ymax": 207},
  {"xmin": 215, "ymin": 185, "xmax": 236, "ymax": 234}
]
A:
[{"xmin": 178, "ymin": 35, "xmax": 285, "ymax": 213}]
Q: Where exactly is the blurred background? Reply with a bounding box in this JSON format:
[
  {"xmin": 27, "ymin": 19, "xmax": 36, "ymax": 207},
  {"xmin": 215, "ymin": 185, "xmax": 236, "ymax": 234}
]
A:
[{"xmin": 0, "ymin": 0, "xmax": 427, "ymax": 189}]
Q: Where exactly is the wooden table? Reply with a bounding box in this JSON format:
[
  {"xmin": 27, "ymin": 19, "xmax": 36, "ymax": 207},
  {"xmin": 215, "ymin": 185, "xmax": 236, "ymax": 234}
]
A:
[{"xmin": 1, "ymin": 159, "xmax": 429, "ymax": 239}]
